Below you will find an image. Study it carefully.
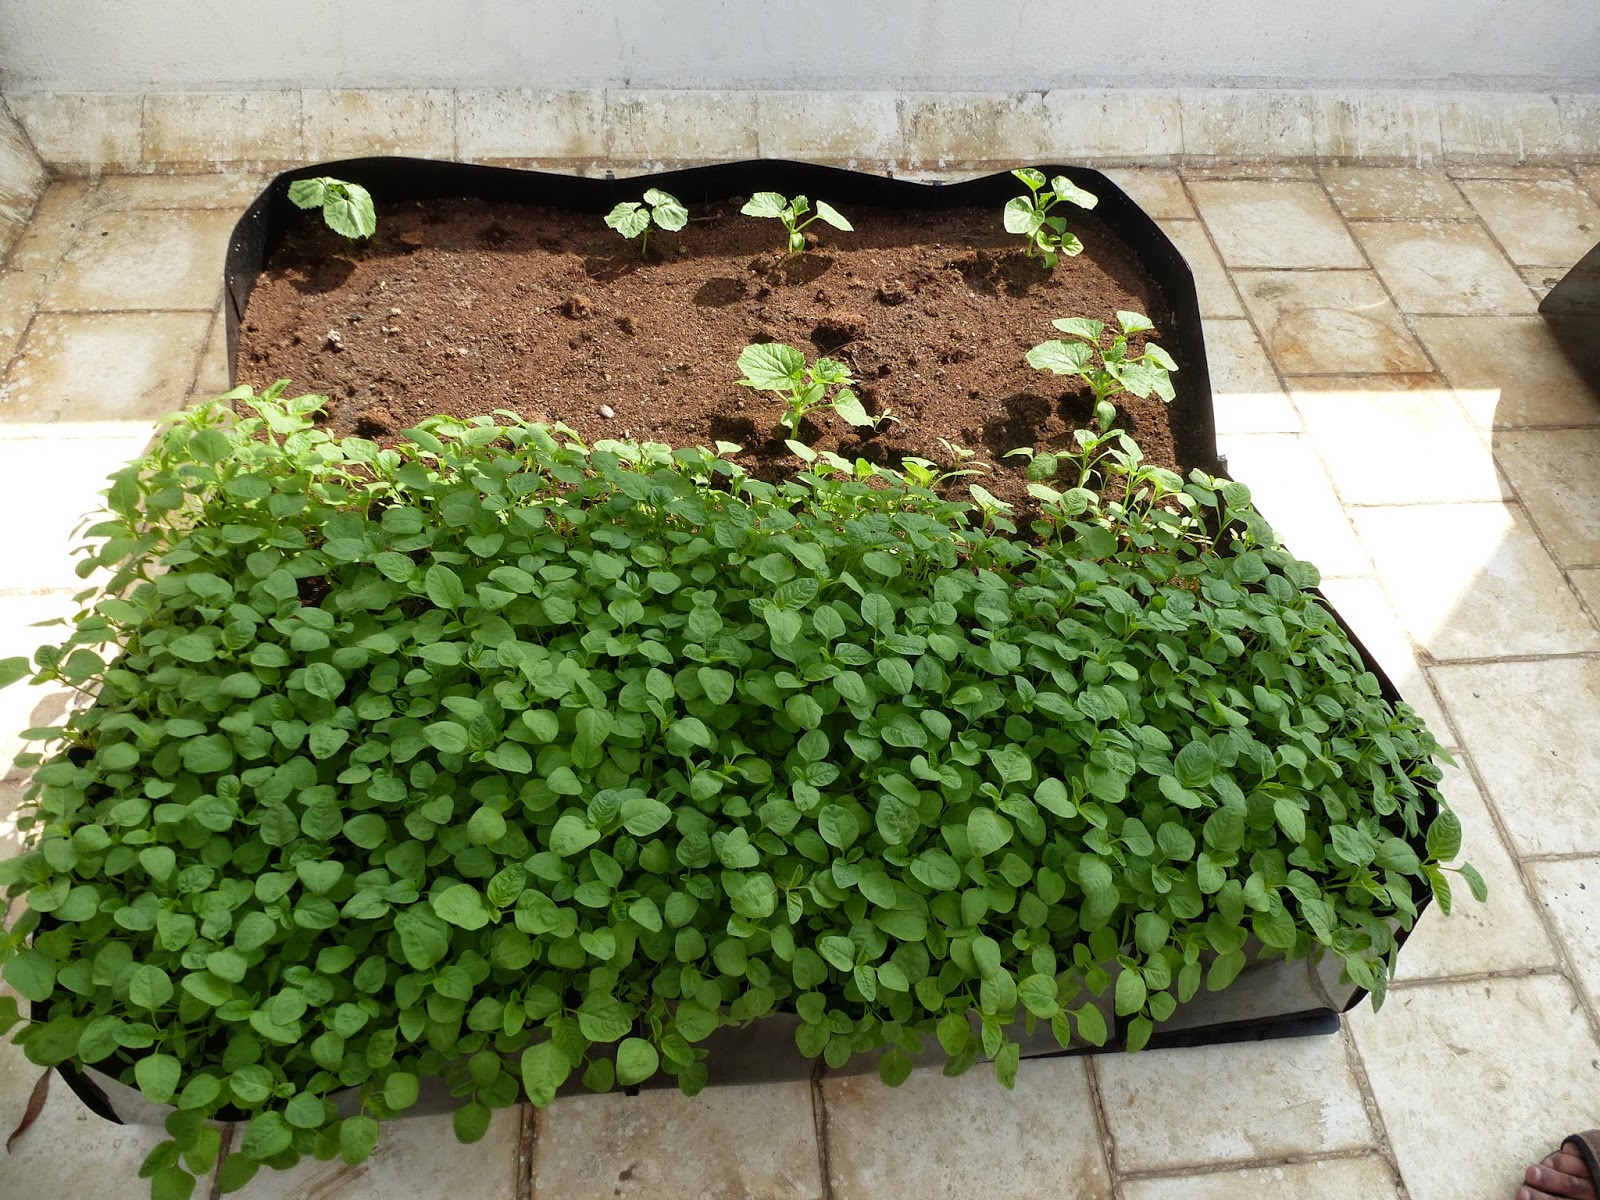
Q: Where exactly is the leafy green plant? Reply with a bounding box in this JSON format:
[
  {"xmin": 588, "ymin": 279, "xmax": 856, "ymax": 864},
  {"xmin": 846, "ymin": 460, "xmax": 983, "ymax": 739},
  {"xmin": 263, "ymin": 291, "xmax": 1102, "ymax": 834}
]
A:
[
  {"xmin": 0, "ymin": 389, "xmax": 1477, "ymax": 1199},
  {"xmin": 1026, "ymin": 311, "xmax": 1180, "ymax": 431},
  {"xmin": 603, "ymin": 189, "xmax": 689, "ymax": 257},
  {"xmin": 740, "ymin": 192, "xmax": 852, "ymax": 253},
  {"xmin": 287, "ymin": 177, "xmax": 377, "ymax": 241},
  {"xmin": 736, "ymin": 342, "xmax": 876, "ymax": 440},
  {"xmin": 1004, "ymin": 169, "xmax": 1098, "ymax": 268}
]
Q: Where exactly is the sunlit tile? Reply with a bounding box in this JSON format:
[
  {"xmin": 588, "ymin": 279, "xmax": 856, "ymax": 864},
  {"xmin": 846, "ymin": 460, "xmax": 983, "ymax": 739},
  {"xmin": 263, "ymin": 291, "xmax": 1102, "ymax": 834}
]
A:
[
  {"xmin": 1393, "ymin": 762, "xmax": 1557, "ymax": 981},
  {"xmin": 1189, "ymin": 180, "xmax": 1364, "ymax": 269},
  {"xmin": 1412, "ymin": 315, "xmax": 1600, "ymax": 428},
  {"xmin": 825, "ymin": 1061, "xmax": 1108, "ymax": 1200},
  {"xmin": 1494, "ymin": 429, "xmax": 1600, "ymax": 565},
  {"xmin": 538, "ymin": 1083, "xmax": 822, "ymax": 1200},
  {"xmin": 1352, "ymin": 502, "xmax": 1599, "ymax": 659},
  {"xmin": 1236, "ymin": 270, "xmax": 1429, "ymax": 375},
  {"xmin": 1350, "ymin": 975, "xmax": 1600, "ymax": 1200},
  {"xmin": 1352, "ymin": 220, "xmax": 1533, "ymax": 315},
  {"xmin": 1457, "ymin": 177, "xmax": 1600, "ymax": 268},
  {"xmin": 1097, "ymin": 1032, "xmax": 1373, "ymax": 1172},
  {"xmin": 1291, "ymin": 377, "xmax": 1505, "ymax": 504},
  {"xmin": 1432, "ymin": 657, "xmax": 1600, "ymax": 857}
]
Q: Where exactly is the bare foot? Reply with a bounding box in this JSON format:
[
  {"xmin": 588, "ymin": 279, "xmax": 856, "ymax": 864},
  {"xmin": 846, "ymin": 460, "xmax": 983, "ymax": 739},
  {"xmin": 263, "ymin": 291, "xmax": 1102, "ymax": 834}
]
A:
[{"xmin": 1518, "ymin": 1145, "xmax": 1597, "ymax": 1200}]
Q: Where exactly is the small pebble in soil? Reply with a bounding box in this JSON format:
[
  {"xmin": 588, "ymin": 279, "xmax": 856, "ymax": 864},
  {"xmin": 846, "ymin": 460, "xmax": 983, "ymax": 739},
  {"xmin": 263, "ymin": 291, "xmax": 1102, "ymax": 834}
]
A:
[
  {"xmin": 560, "ymin": 294, "xmax": 592, "ymax": 319},
  {"xmin": 388, "ymin": 307, "xmax": 402, "ymax": 317},
  {"xmin": 324, "ymin": 330, "xmax": 343, "ymax": 351},
  {"xmin": 598, "ymin": 404, "xmax": 615, "ymax": 419}
]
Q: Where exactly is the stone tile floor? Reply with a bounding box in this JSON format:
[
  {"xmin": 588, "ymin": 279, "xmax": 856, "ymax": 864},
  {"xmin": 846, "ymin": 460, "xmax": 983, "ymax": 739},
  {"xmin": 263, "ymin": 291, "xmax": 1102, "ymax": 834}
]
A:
[{"xmin": 0, "ymin": 162, "xmax": 1598, "ymax": 1199}]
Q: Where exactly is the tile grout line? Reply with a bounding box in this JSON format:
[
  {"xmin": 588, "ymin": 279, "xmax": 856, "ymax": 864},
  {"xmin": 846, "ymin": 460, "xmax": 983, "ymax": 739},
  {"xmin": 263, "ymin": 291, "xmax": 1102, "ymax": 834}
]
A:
[
  {"xmin": 1428, "ymin": 648, "xmax": 1600, "ymax": 666},
  {"xmin": 809, "ymin": 1073, "xmax": 836, "ymax": 1199},
  {"xmin": 1081, "ymin": 1054, "xmax": 1124, "ymax": 1199},
  {"xmin": 1391, "ymin": 962, "xmax": 1567, "ymax": 991},
  {"xmin": 515, "ymin": 1102, "xmax": 536, "ymax": 1200},
  {"xmin": 204, "ymin": 1121, "xmax": 236, "ymax": 1200},
  {"xmin": 1114, "ymin": 1143, "xmax": 1405, "ymax": 1184}
]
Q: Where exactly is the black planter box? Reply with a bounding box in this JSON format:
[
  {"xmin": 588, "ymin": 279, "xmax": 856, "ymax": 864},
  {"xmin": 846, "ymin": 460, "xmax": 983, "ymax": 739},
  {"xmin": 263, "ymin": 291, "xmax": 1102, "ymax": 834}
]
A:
[{"xmin": 56, "ymin": 159, "xmax": 1439, "ymax": 1124}]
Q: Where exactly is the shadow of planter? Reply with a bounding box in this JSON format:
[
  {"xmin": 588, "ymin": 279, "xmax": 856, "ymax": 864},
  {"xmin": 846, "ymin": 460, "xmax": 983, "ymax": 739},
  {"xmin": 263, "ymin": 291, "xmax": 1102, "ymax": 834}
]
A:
[{"xmin": 54, "ymin": 158, "xmax": 1441, "ymax": 1124}]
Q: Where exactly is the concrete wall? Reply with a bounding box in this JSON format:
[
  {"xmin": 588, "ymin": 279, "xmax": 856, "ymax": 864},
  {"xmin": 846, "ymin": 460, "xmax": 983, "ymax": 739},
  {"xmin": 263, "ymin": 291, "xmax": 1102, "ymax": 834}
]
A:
[
  {"xmin": 0, "ymin": 104, "xmax": 45, "ymax": 258},
  {"xmin": 2, "ymin": 0, "xmax": 1598, "ymax": 93}
]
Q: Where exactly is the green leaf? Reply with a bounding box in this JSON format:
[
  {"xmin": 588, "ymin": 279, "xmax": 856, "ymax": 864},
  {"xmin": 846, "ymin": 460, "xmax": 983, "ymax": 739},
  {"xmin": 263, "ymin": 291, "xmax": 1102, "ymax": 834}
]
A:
[
  {"xmin": 453, "ymin": 1101, "xmax": 493, "ymax": 1143},
  {"xmin": 818, "ymin": 805, "xmax": 860, "ymax": 851},
  {"xmin": 134, "ymin": 1053, "xmax": 181, "ymax": 1104},
  {"xmin": 424, "ymin": 564, "xmax": 466, "ymax": 610},
  {"xmin": 323, "ymin": 181, "xmax": 377, "ymax": 240},
  {"xmin": 967, "ymin": 809, "xmax": 1013, "ymax": 857},
  {"xmin": 605, "ymin": 201, "xmax": 650, "ymax": 240},
  {"xmin": 383, "ymin": 1071, "xmax": 419, "ymax": 1110},
  {"xmin": 130, "ymin": 964, "xmax": 175, "ymax": 1011},
  {"xmin": 1114, "ymin": 968, "xmax": 1148, "ymax": 1016},
  {"xmin": 615, "ymin": 1037, "xmax": 660, "ymax": 1086},
  {"xmin": 877, "ymin": 1047, "xmax": 913, "ymax": 1086},
  {"xmin": 737, "ymin": 342, "xmax": 806, "ymax": 390},
  {"xmin": 1426, "ymin": 808, "xmax": 1463, "ymax": 862},
  {"xmin": 3, "ymin": 949, "xmax": 56, "ymax": 1002},
  {"xmin": 1025, "ymin": 340, "xmax": 1093, "ymax": 376},
  {"xmin": 240, "ymin": 1111, "xmax": 293, "ymax": 1159},
  {"xmin": 813, "ymin": 200, "xmax": 852, "ymax": 231},
  {"xmin": 303, "ymin": 662, "xmax": 344, "ymax": 700},
  {"xmin": 0, "ymin": 656, "xmax": 33, "ymax": 688},
  {"xmin": 339, "ymin": 1115, "xmax": 380, "ymax": 1165},
  {"xmin": 740, "ymin": 191, "xmax": 789, "ymax": 219},
  {"xmin": 1459, "ymin": 862, "xmax": 1488, "ymax": 902},
  {"xmin": 433, "ymin": 883, "xmax": 491, "ymax": 930}
]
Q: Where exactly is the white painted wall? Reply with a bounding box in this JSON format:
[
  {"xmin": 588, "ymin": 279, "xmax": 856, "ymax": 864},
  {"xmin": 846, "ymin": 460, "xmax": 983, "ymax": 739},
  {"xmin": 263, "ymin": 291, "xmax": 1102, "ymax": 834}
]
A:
[{"xmin": 2, "ymin": 0, "xmax": 1598, "ymax": 92}]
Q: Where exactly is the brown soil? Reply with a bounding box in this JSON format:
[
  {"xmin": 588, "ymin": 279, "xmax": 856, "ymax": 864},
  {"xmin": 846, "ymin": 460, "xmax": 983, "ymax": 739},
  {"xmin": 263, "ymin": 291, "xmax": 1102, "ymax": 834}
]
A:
[{"xmin": 237, "ymin": 196, "xmax": 1183, "ymax": 513}]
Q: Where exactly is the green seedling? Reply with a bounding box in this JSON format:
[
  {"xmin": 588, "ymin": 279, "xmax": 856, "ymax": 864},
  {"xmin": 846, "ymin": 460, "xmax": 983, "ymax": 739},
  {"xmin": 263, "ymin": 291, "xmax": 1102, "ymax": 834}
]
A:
[
  {"xmin": 741, "ymin": 192, "xmax": 852, "ymax": 253},
  {"xmin": 604, "ymin": 188, "xmax": 689, "ymax": 257},
  {"xmin": 737, "ymin": 342, "xmax": 875, "ymax": 440},
  {"xmin": 0, "ymin": 385, "xmax": 1479, "ymax": 1197},
  {"xmin": 902, "ymin": 439, "xmax": 989, "ymax": 490},
  {"xmin": 1025, "ymin": 310, "xmax": 1179, "ymax": 431},
  {"xmin": 1004, "ymin": 168, "xmax": 1098, "ymax": 267},
  {"xmin": 288, "ymin": 176, "xmax": 377, "ymax": 240}
]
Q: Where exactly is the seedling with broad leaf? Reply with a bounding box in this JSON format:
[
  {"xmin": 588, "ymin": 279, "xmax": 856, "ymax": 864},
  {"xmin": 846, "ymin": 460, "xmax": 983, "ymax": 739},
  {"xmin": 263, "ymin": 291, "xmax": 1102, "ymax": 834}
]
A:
[
  {"xmin": 288, "ymin": 176, "xmax": 377, "ymax": 240},
  {"xmin": 1026, "ymin": 310, "xmax": 1179, "ymax": 431},
  {"xmin": 740, "ymin": 192, "xmax": 852, "ymax": 253},
  {"xmin": 1004, "ymin": 168, "xmax": 1098, "ymax": 267},
  {"xmin": 604, "ymin": 188, "xmax": 689, "ymax": 257},
  {"xmin": 736, "ymin": 341, "xmax": 876, "ymax": 439}
]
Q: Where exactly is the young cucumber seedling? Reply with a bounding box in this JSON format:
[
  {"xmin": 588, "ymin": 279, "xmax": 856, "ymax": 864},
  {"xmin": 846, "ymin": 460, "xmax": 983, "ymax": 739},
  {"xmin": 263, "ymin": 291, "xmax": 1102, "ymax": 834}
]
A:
[
  {"xmin": 740, "ymin": 192, "xmax": 852, "ymax": 253},
  {"xmin": 604, "ymin": 189, "xmax": 689, "ymax": 257},
  {"xmin": 737, "ymin": 342, "xmax": 876, "ymax": 440},
  {"xmin": 288, "ymin": 176, "xmax": 377, "ymax": 240},
  {"xmin": 1004, "ymin": 168, "xmax": 1098, "ymax": 268},
  {"xmin": 1025, "ymin": 310, "xmax": 1178, "ymax": 432}
]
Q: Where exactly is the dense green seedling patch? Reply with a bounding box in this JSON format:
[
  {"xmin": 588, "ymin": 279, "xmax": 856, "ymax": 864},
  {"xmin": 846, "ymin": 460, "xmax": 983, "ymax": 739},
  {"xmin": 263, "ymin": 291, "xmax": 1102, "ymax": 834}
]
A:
[{"xmin": 0, "ymin": 388, "xmax": 1474, "ymax": 1198}]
